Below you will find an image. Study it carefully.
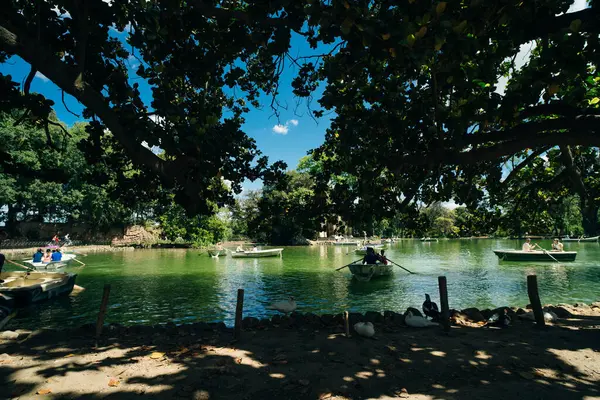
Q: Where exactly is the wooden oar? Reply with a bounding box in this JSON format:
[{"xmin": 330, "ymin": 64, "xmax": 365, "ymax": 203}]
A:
[
  {"xmin": 73, "ymin": 258, "xmax": 86, "ymax": 267},
  {"xmin": 534, "ymin": 244, "xmax": 559, "ymax": 263},
  {"xmin": 336, "ymin": 258, "xmax": 363, "ymax": 271},
  {"xmin": 386, "ymin": 258, "xmax": 415, "ymax": 274},
  {"xmin": 5, "ymin": 259, "xmax": 34, "ymax": 272}
]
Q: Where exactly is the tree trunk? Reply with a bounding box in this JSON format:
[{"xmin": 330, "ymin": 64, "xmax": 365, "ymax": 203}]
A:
[
  {"xmin": 5, "ymin": 204, "xmax": 18, "ymax": 237},
  {"xmin": 581, "ymin": 203, "xmax": 599, "ymax": 236}
]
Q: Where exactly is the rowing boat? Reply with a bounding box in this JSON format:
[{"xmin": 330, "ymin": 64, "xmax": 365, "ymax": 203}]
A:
[
  {"xmin": 493, "ymin": 250, "xmax": 577, "ymax": 262},
  {"xmin": 333, "ymin": 241, "xmax": 361, "ymax": 246},
  {"xmin": 348, "ymin": 262, "xmax": 393, "ymax": 282},
  {"xmin": 354, "ymin": 245, "xmax": 384, "ymax": 255},
  {"xmin": 0, "ymin": 271, "xmax": 77, "ymax": 306},
  {"xmin": 231, "ymin": 248, "xmax": 284, "ymax": 258},
  {"xmin": 562, "ymin": 236, "xmax": 599, "ymax": 243},
  {"xmin": 22, "ymin": 253, "xmax": 77, "ymax": 270}
]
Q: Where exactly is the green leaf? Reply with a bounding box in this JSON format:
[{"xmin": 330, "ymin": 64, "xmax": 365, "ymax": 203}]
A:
[
  {"xmin": 569, "ymin": 19, "xmax": 582, "ymax": 32},
  {"xmin": 590, "ymin": 97, "xmax": 600, "ymax": 105}
]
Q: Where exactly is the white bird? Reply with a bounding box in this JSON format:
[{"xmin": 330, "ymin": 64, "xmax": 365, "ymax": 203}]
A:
[
  {"xmin": 518, "ymin": 310, "xmax": 559, "ymax": 322},
  {"xmin": 405, "ymin": 311, "xmax": 439, "ymax": 328},
  {"xmin": 354, "ymin": 322, "xmax": 375, "ymax": 337},
  {"xmin": 267, "ymin": 296, "xmax": 297, "ymax": 314}
]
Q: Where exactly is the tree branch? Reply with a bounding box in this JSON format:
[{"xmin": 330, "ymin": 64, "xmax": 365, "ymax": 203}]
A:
[
  {"xmin": 23, "ymin": 65, "xmax": 35, "ymax": 95},
  {"xmin": 559, "ymin": 145, "xmax": 587, "ymax": 198},
  {"xmin": 501, "ymin": 146, "xmax": 550, "ymax": 188}
]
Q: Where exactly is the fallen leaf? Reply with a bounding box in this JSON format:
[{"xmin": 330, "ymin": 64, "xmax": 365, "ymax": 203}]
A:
[
  {"xmin": 108, "ymin": 378, "xmax": 120, "ymax": 387},
  {"xmin": 436, "ymin": 2, "xmax": 447, "ymax": 14},
  {"xmin": 149, "ymin": 352, "xmax": 165, "ymax": 359},
  {"xmin": 319, "ymin": 392, "xmax": 333, "ymax": 399},
  {"xmin": 397, "ymin": 387, "xmax": 409, "ymax": 398},
  {"xmin": 64, "ymin": 354, "xmax": 75, "ymax": 358},
  {"xmin": 235, "ymin": 358, "xmax": 243, "ymax": 364},
  {"xmin": 37, "ymin": 388, "xmax": 52, "ymax": 395}
]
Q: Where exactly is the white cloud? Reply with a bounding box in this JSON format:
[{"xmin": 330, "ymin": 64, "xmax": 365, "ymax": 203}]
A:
[
  {"xmin": 272, "ymin": 119, "xmax": 300, "ymax": 135},
  {"xmin": 272, "ymin": 124, "xmax": 289, "ymax": 134},
  {"xmin": 35, "ymin": 72, "xmax": 49, "ymax": 82}
]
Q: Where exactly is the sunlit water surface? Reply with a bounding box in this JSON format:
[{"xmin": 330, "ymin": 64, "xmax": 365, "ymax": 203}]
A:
[{"xmin": 7, "ymin": 239, "xmax": 600, "ymax": 329}]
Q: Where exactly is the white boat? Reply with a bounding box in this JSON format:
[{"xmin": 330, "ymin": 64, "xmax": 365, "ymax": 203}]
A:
[
  {"xmin": 0, "ymin": 271, "xmax": 77, "ymax": 306},
  {"xmin": 231, "ymin": 248, "xmax": 284, "ymax": 258},
  {"xmin": 348, "ymin": 262, "xmax": 393, "ymax": 281},
  {"xmin": 562, "ymin": 236, "xmax": 599, "ymax": 243},
  {"xmin": 421, "ymin": 237, "xmax": 438, "ymax": 242},
  {"xmin": 355, "ymin": 245, "xmax": 385, "ymax": 255},
  {"xmin": 333, "ymin": 241, "xmax": 361, "ymax": 246},
  {"xmin": 23, "ymin": 253, "xmax": 77, "ymax": 269}
]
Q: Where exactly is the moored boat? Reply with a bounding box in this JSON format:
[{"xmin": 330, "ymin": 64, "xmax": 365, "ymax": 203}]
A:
[
  {"xmin": 355, "ymin": 245, "xmax": 384, "ymax": 255},
  {"xmin": 0, "ymin": 271, "xmax": 77, "ymax": 306},
  {"xmin": 333, "ymin": 241, "xmax": 361, "ymax": 246},
  {"xmin": 348, "ymin": 262, "xmax": 393, "ymax": 281},
  {"xmin": 493, "ymin": 250, "xmax": 577, "ymax": 262},
  {"xmin": 23, "ymin": 253, "xmax": 77, "ymax": 270},
  {"xmin": 421, "ymin": 237, "xmax": 438, "ymax": 242},
  {"xmin": 231, "ymin": 248, "xmax": 284, "ymax": 258},
  {"xmin": 562, "ymin": 236, "xmax": 599, "ymax": 243}
]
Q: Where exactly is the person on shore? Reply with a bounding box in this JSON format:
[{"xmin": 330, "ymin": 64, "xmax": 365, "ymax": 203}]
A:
[
  {"xmin": 43, "ymin": 249, "xmax": 52, "ymax": 263},
  {"xmin": 32, "ymin": 248, "xmax": 44, "ymax": 263},
  {"xmin": 552, "ymin": 238, "xmax": 564, "ymax": 252},
  {"xmin": 362, "ymin": 247, "xmax": 379, "ymax": 265},
  {"xmin": 378, "ymin": 250, "xmax": 389, "ymax": 265},
  {"xmin": 522, "ymin": 238, "xmax": 540, "ymax": 252},
  {"xmin": 51, "ymin": 249, "xmax": 62, "ymax": 262},
  {"xmin": 252, "ymin": 246, "xmax": 258, "ymax": 252},
  {"xmin": 52, "ymin": 234, "xmax": 60, "ymax": 246}
]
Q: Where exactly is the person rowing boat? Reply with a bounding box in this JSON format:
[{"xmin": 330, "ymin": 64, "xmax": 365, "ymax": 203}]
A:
[
  {"xmin": 362, "ymin": 247, "xmax": 379, "ymax": 265},
  {"xmin": 522, "ymin": 238, "xmax": 541, "ymax": 252},
  {"xmin": 551, "ymin": 238, "xmax": 564, "ymax": 252}
]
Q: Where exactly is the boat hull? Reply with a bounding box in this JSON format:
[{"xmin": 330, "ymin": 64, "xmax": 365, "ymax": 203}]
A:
[
  {"xmin": 348, "ymin": 263, "xmax": 393, "ymax": 281},
  {"xmin": 231, "ymin": 249, "xmax": 283, "ymax": 258},
  {"xmin": 493, "ymin": 250, "xmax": 577, "ymax": 262},
  {"xmin": 421, "ymin": 238, "xmax": 438, "ymax": 242},
  {"xmin": 0, "ymin": 272, "xmax": 77, "ymax": 306},
  {"xmin": 333, "ymin": 241, "xmax": 361, "ymax": 246}
]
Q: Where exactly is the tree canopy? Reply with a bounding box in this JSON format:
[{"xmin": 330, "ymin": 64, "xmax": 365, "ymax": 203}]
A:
[{"xmin": 2, "ymin": 0, "xmax": 600, "ymax": 223}]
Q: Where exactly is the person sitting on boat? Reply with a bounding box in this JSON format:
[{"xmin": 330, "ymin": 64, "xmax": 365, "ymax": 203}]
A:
[
  {"xmin": 32, "ymin": 248, "xmax": 44, "ymax": 263},
  {"xmin": 42, "ymin": 249, "xmax": 52, "ymax": 263},
  {"xmin": 362, "ymin": 247, "xmax": 379, "ymax": 265},
  {"xmin": 252, "ymin": 246, "xmax": 258, "ymax": 252},
  {"xmin": 51, "ymin": 249, "xmax": 62, "ymax": 262},
  {"xmin": 378, "ymin": 250, "xmax": 389, "ymax": 265},
  {"xmin": 236, "ymin": 246, "xmax": 244, "ymax": 252},
  {"xmin": 522, "ymin": 238, "xmax": 540, "ymax": 252},
  {"xmin": 551, "ymin": 238, "xmax": 564, "ymax": 252}
]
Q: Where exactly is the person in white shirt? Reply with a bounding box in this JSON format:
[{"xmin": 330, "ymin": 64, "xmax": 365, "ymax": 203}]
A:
[
  {"xmin": 522, "ymin": 238, "xmax": 539, "ymax": 252},
  {"xmin": 551, "ymin": 239, "xmax": 564, "ymax": 252}
]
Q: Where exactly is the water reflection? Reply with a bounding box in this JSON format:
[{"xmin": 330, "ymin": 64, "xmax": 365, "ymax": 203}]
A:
[{"xmin": 7, "ymin": 240, "xmax": 600, "ymax": 329}]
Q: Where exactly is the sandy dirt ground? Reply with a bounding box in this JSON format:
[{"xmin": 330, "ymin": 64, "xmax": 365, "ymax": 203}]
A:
[{"xmin": 1, "ymin": 304, "xmax": 600, "ymax": 400}]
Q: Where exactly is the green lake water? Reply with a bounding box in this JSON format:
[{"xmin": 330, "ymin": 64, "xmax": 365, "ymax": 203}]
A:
[{"xmin": 7, "ymin": 239, "xmax": 600, "ymax": 330}]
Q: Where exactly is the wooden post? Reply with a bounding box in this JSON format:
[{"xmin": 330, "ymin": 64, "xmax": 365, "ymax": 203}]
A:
[
  {"xmin": 438, "ymin": 276, "xmax": 450, "ymax": 332},
  {"xmin": 234, "ymin": 289, "xmax": 244, "ymax": 340},
  {"xmin": 527, "ymin": 275, "xmax": 546, "ymax": 327},
  {"xmin": 95, "ymin": 284, "xmax": 111, "ymax": 344},
  {"xmin": 344, "ymin": 311, "xmax": 350, "ymax": 337}
]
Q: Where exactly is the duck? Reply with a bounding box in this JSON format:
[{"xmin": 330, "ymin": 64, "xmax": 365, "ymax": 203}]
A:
[
  {"xmin": 484, "ymin": 308, "xmax": 511, "ymax": 328},
  {"xmin": 422, "ymin": 294, "xmax": 440, "ymax": 320},
  {"xmin": 354, "ymin": 322, "xmax": 375, "ymax": 337},
  {"xmin": 266, "ymin": 296, "xmax": 297, "ymax": 314},
  {"xmin": 405, "ymin": 311, "xmax": 439, "ymax": 328}
]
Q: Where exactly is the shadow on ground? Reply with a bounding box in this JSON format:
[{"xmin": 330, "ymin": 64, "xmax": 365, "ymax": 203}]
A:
[{"xmin": 1, "ymin": 313, "xmax": 600, "ymax": 400}]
